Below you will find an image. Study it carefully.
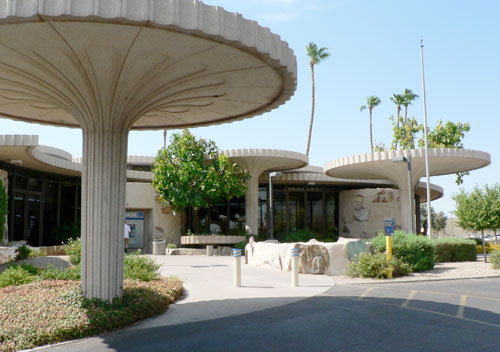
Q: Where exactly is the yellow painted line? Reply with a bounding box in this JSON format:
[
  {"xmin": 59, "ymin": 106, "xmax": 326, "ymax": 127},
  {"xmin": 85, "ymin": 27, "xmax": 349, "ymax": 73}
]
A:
[
  {"xmin": 338, "ymin": 284, "xmax": 500, "ymax": 303},
  {"xmin": 457, "ymin": 295, "xmax": 467, "ymax": 318},
  {"xmin": 357, "ymin": 287, "xmax": 374, "ymax": 300},
  {"xmin": 335, "ymin": 295, "xmax": 500, "ymax": 329},
  {"xmin": 402, "ymin": 290, "xmax": 417, "ymax": 307}
]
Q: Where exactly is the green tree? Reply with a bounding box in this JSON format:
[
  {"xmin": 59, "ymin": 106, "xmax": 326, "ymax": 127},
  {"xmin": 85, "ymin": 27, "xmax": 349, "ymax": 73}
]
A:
[
  {"xmin": 0, "ymin": 179, "xmax": 6, "ymax": 243},
  {"xmin": 402, "ymin": 88, "xmax": 419, "ymax": 123},
  {"xmin": 152, "ymin": 130, "xmax": 249, "ymax": 233},
  {"xmin": 453, "ymin": 185, "xmax": 500, "ymax": 262},
  {"xmin": 360, "ymin": 96, "xmax": 381, "ymax": 152},
  {"xmin": 305, "ymin": 42, "xmax": 330, "ymax": 156},
  {"xmin": 421, "ymin": 205, "xmax": 447, "ymax": 235},
  {"xmin": 419, "ymin": 120, "xmax": 471, "ymax": 184},
  {"xmin": 390, "ymin": 93, "xmax": 405, "ymax": 149}
]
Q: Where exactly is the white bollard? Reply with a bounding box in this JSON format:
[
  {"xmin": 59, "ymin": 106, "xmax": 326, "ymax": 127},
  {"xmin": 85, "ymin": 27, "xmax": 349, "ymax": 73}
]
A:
[
  {"xmin": 233, "ymin": 248, "xmax": 242, "ymax": 287},
  {"xmin": 290, "ymin": 247, "xmax": 299, "ymax": 287}
]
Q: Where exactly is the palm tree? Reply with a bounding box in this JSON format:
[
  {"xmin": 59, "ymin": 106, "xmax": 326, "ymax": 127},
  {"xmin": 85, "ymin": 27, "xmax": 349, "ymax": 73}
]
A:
[
  {"xmin": 390, "ymin": 93, "xmax": 405, "ymax": 149},
  {"xmin": 360, "ymin": 96, "xmax": 381, "ymax": 152},
  {"xmin": 403, "ymin": 88, "xmax": 419, "ymax": 122},
  {"xmin": 305, "ymin": 42, "xmax": 330, "ymax": 156}
]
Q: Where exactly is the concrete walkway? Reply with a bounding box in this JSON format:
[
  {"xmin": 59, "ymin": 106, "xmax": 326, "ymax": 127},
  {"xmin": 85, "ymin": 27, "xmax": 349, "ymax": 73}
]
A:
[{"xmin": 129, "ymin": 255, "xmax": 335, "ymax": 330}]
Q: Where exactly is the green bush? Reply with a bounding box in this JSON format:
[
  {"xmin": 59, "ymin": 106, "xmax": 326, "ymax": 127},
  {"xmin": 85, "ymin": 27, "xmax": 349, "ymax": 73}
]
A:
[
  {"xmin": 372, "ymin": 231, "xmax": 435, "ymax": 272},
  {"xmin": 347, "ymin": 252, "xmax": 411, "ymax": 279},
  {"xmin": 15, "ymin": 244, "xmax": 32, "ymax": 260},
  {"xmin": 38, "ymin": 265, "xmax": 81, "ymax": 281},
  {"xmin": 124, "ymin": 253, "xmax": 160, "ymax": 281},
  {"xmin": 280, "ymin": 229, "xmax": 338, "ymax": 243},
  {"xmin": 491, "ymin": 250, "xmax": 500, "ymax": 270},
  {"xmin": 167, "ymin": 243, "xmax": 177, "ymax": 249},
  {"xmin": 0, "ymin": 265, "xmax": 36, "ymax": 287},
  {"xmin": 64, "ymin": 237, "xmax": 81, "ymax": 265},
  {"xmin": 434, "ymin": 238, "xmax": 476, "ymax": 262}
]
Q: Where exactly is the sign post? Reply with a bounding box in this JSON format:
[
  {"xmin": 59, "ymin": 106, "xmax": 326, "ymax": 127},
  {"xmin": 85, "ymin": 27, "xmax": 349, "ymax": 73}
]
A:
[{"xmin": 384, "ymin": 217, "xmax": 395, "ymax": 278}]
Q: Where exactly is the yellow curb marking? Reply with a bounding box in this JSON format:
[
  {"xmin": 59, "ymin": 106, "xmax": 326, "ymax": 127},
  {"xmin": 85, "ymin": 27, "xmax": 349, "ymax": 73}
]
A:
[
  {"xmin": 457, "ymin": 295, "xmax": 467, "ymax": 318},
  {"xmin": 358, "ymin": 287, "xmax": 374, "ymax": 300},
  {"xmin": 402, "ymin": 290, "xmax": 417, "ymax": 307}
]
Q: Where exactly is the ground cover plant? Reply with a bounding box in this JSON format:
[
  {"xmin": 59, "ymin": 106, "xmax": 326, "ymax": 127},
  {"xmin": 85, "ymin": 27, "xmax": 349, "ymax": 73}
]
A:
[
  {"xmin": 371, "ymin": 231, "xmax": 435, "ymax": 272},
  {"xmin": 0, "ymin": 242, "xmax": 183, "ymax": 351},
  {"xmin": 0, "ymin": 279, "xmax": 183, "ymax": 351}
]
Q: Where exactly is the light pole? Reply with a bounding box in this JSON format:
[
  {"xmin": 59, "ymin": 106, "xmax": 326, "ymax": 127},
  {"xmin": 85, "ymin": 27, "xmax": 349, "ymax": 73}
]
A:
[
  {"xmin": 392, "ymin": 156, "xmax": 414, "ymax": 233},
  {"xmin": 268, "ymin": 171, "xmax": 283, "ymax": 240}
]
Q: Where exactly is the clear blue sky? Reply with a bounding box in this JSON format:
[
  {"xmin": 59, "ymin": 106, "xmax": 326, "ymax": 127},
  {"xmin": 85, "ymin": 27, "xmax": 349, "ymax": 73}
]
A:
[{"xmin": 2, "ymin": 0, "xmax": 499, "ymax": 216}]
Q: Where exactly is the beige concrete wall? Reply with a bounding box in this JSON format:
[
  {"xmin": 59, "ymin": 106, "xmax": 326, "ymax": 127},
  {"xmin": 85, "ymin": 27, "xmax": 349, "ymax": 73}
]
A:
[
  {"xmin": 125, "ymin": 182, "xmax": 184, "ymax": 251},
  {"xmin": 340, "ymin": 188, "xmax": 401, "ymax": 239}
]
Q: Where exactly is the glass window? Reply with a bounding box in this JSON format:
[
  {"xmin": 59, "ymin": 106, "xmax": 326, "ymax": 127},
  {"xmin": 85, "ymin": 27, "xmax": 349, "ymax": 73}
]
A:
[
  {"xmin": 28, "ymin": 178, "xmax": 42, "ymax": 192},
  {"xmin": 258, "ymin": 187, "xmax": 267, "ymax": 236},
  {"xmin": 59, "ymin": 182, "xmax": 76, "ymax": 236},
  {"xmin": 13, "ymin": 192, "xmax": 25, "ymax": 241},
  {"xmin": 27, "ymin": 193, "xmax": 41, "ymax": 246},
  {"xmin": 307, "ymin": 191, "xmax": 323, "ymax": 232},
  {"xmin": 273, "ymin": 190, "xmax": 286, "ymax": 238},
  {"xmin": 288, "ymin": 191, "xmax": 305, "ymax": 232},
  {"xmin": 43, "ymin": 181, "xmax": 59, "ymax": 246},
  {"xmin": 229, "ymin": 197, "xmax": 245, "ymax": 235},
  {"xmin": 209, "ymin": 201, "xmax": 228, "ymax": 234},
  {"xmin": 326, "ymin": 192, "xmax": 337, "ymax": 234},
  {"xmin": 15, "ymin": 176, "xmax": 27, "ymax": 190}
]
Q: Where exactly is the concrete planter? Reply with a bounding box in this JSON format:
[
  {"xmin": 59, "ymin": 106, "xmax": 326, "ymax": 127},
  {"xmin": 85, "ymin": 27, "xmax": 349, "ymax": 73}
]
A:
[{"xmin": 181, "ymin": 235, "xmax": 246, "ymax": 246}]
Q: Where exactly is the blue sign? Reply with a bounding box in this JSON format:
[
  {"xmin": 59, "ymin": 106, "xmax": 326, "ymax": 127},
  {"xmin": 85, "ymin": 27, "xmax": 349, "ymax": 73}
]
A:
[{"xmin": 384, "ymin": 217, "xmax": 395, "ymax": 236}]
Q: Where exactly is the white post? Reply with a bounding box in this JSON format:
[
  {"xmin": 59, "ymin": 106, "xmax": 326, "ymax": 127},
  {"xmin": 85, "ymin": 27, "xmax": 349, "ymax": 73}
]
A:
[
  {"xmin": 290, "ymin": 247, "xmax": 299, "ymax": 287},
  {"xmin": 420, "ymin": 39, "xmax": 432, "ymax": 238},
  {"xmin": 233, "ymin": 248, "xmax": 242, "ymax": 287}
]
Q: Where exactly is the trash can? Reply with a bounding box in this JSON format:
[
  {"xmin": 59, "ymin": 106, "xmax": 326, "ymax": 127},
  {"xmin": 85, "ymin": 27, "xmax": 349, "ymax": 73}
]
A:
[{"xmin": 152, "ymin": 240, "xmax": 167, "ymax": 255}]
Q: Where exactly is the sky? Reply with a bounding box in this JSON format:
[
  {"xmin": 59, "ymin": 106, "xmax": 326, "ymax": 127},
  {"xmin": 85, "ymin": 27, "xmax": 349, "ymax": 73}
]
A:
[{"xmin": 2, "ymin": 0, "xmax": 499, "ymax": 216}]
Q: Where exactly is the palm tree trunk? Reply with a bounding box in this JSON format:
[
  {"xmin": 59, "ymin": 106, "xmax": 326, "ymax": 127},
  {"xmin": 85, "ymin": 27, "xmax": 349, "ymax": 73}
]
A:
[
  {"xmin": 369, "ymin": 107, "xmax": 373, "ymax": 152},
  {"xmin": 306, "ymin": 62, "xmax": 315, "ymax": 156}
]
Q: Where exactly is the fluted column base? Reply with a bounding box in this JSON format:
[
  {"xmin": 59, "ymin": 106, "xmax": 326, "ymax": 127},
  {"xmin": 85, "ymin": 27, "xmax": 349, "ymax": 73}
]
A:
[
  {"xmin": 81, "ymin": 128, "xmax": 128, "ymax": 301},
  {"xmin": 245, "ymin": 176, "xmax": 259, "ymax": 235}
]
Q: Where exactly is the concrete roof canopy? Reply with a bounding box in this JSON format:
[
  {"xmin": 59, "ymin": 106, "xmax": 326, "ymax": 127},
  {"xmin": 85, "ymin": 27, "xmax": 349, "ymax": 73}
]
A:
[
  {"xmin": 222, "ymin": 149, "xmax": 308, "ymax": 235},
  {"xmin": 0, "ymin": 0, "xmax": 297, "ymax": 301},
  {"xmin": 324, "ymin": 148, "xmax": 491, "ymax": 232}
]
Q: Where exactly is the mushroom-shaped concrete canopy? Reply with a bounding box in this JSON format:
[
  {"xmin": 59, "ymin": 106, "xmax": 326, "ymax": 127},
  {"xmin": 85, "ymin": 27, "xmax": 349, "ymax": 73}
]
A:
[
  {"xmin": 0, "ymin": 1, "xmax": 297, "ymax": 301},
  {"xmin": 416, "ymin": 182, "xmax": 443, "ymax": 202},
  {"xmin": 324, "ymin": 148, "xmax": 491, "ymax": 233},
  {"xmin": 222, "ymin": 149, "xmax": 308, "ymax": 235}
]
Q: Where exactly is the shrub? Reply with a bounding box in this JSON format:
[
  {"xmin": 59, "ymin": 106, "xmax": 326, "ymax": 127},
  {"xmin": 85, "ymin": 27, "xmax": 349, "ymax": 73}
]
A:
[
  {"xmin": 64, "ymin": 237, "xmax": 81, "ymax": 265},
  {"xmin": 372, "ymin": 231, "xmax": 435, "ymax": 272},
  {"xmin": 434, "ymin": 238, "xmax": 476, "ymax": 262},
  {"xmin": 29, "ymin": 248, "xmax": 46, "ymax": 258},
  {"xmin": 15, "ymin": 244, "xmax": 32, "ymax": 260},
  {"xmin": 476, "ymin": 242, "xmax": 491, "ymax": 254},
  {"xmin": 38, "ymin": 265, "xmax": 81, "ymax": 281},
  {"xmin": 280, "ymin": 229, "xmax": 338, "ymax": 243},
  {"xmin": 491, "ymin": 250, "xmax": 500, "ymax": 270},
  {"xmin": 124, "ymin": 253, "xmax": 160, "ymax": 281},
  {"xmin": 167, "ymin": 243, "xmax": 177, "ymax": 249},
  {"xmin": 347, "ymin": 252, "xmax": 411, "ymax": 279},
  {"xmin": 0, "ymin": 265, "xmax": 36, "ymax": 287}
]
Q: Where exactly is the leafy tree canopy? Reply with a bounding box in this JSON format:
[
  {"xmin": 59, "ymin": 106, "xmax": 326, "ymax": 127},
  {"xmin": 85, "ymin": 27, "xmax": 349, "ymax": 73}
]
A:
[
  {"xmin": 152, "ymin": 130, "xmax": 249, "ymax": 212},
  {"xmin": 453, "ymin": 184, "xmax": 500, "ymax": 233}
]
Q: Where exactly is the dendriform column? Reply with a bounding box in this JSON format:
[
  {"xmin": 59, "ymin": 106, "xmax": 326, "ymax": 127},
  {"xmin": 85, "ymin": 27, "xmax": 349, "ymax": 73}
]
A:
[
  {"xmin": 245, "ymin": 173, "xmax": 260, "ymax": 235},
  {"xmin": 81, "ymin": 125, "xmax": 128, "ymax": 301}
]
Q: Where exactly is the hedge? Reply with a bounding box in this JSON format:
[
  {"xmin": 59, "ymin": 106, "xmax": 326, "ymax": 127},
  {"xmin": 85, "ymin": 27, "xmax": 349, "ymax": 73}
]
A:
[{"xmin": 433, "ymin": 238, "xmax": 476, "ymax": 262}]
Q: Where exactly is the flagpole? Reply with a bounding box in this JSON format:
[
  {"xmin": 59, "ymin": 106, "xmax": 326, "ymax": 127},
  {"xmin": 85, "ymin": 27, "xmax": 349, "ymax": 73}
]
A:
[{"xmin": 420, "ymin": 39, "xmax": 432, "ymax": 238}]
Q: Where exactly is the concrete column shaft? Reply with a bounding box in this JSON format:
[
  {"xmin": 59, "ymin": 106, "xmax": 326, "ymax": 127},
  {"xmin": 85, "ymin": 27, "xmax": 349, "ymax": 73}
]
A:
[
  {"xmin": 245, "ymin": 176, "xmax": 259, "ymax": 235},
  {"xmin": 81, "ymin": 128, "xmax": 128, "ymax": 301},
  {"xmin": 398, "ymin": 185, "xmax": 414, "ymax": 234}
]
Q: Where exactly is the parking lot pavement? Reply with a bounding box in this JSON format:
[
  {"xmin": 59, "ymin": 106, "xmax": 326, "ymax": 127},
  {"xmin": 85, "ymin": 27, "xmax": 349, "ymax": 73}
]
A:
[{"xmin": 323, "ymin": 278, "xmax": 500, "ymax": 328}]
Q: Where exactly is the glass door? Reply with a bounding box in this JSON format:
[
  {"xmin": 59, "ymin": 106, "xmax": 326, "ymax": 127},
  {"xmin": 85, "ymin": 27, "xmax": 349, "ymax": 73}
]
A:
[{"xmin": 27, "ymin": 193, "xmax": 41, "ymax": 246}]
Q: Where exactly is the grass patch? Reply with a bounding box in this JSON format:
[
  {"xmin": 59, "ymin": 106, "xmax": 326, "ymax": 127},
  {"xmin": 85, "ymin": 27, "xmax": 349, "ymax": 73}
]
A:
[{"xmin": 0, "ymin": 279, "xmax": 183, "ymax": 351}]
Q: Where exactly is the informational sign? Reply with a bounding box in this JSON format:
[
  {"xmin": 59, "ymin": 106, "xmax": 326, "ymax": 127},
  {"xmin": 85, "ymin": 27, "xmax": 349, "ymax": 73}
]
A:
[
  {"xmin": 383, "ymin": 217, "xmax": 395, "ymax": 236},
  {"xmin": 125, "ymin": 211, "xmax": 145, "ymax": 249}
]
